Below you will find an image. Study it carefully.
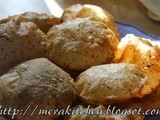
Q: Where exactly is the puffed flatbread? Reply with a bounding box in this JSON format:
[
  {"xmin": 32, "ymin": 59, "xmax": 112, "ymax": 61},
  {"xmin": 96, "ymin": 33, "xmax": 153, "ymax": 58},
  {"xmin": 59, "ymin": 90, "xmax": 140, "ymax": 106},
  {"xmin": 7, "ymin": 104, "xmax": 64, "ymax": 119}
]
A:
[
  {"xmin": 46, "ymin": 18, "xmax": 118, "ymax": 71},
  {"xmin": 0, "ymin": 58, "xmax": 76, "ymax": 120},
  {"xmin": 75, "ymin": 63, "xmax": 147, "ymax": 105},
  {"xmin": 112, "ymin": 34, "xmax": 160, "ymax": 96},
  {"xmin": 62, "ymin": 4, "xmax": 119, "ymax": 39},
  {"xmin": 0, "ymin": 16, "xmax": 47, "ymax": 75},
  {"xmin": 0, "ymin": 12, "xmax": 60, "ymax": 33},
  {"xmin": 117, "ymin": 85, "xmax": 160, "ymax": 111}
]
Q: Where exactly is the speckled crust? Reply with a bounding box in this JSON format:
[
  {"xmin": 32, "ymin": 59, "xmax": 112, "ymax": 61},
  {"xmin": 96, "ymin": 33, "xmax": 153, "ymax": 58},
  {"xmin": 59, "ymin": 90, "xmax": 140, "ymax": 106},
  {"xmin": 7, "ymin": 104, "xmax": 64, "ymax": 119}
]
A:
[
  {"xmin": 112, "ymin": 34, "xmax": 160, "ymax": 96},
  {"xmin": 61, "ymin": 4, "xmax": 119, "ymax": 38},
  {"xmin": 118, "ymin": 85, "xmax": 160, "ymax": 111},
  {"xmin": 0, "ymin": 58, "xmax": 76, "ymax": 120},
  {"xmin": 61, "ymin": 4, "xmax": 82, "ymax": 22},
  {"xmin": 75, "ymin": 63, "xmax": 147, "ymax": 105},
  {"xmin": 0, "ymin": 17, "xmax": 47, "ymax": 75},
  {"xmin": 46, "ymin": 18, "xmax": 118, "ymax": 71},
  {"xmin": 0, "ymin": 12, "xmax": 60, "ymax": 33},
  {"xmin": 64, "ymin": 105, "xmax": 144, "ymax": 120}
]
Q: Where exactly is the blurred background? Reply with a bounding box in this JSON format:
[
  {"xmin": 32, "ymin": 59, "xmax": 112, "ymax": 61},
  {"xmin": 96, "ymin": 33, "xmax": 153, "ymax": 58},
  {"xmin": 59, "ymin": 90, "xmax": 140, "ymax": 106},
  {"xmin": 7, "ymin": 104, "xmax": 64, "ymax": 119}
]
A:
[{"xmin": 0, "ymin": 0, "xmax": 160, "ymax": 37}]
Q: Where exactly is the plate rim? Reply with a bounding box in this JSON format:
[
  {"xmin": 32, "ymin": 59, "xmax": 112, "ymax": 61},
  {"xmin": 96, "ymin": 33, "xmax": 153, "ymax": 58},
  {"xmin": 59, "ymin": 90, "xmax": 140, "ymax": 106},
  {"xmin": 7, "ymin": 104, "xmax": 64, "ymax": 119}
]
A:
[{"xmin": 116, "ymin": 21, "xmax": 160, "ymax": 40}]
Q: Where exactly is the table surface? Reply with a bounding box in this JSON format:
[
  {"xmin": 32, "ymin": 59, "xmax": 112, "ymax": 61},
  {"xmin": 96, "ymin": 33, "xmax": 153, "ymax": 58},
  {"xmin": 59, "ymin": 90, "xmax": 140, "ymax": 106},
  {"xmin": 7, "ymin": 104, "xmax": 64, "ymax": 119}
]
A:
[{"xmin": 0, "ymin": 0, "xmax": 160, "ymax": 37}]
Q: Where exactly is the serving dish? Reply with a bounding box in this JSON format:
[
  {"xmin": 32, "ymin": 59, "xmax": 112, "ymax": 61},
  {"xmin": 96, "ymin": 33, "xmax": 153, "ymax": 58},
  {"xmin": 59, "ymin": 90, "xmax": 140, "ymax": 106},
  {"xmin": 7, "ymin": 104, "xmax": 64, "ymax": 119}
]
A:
[
  {"xmin": 0, "ymin": 6, "xmax": 160, "ymax": 119},
  {"xmin": 116, "ymin": 21, "xmax": 160, "ymax": 43}
]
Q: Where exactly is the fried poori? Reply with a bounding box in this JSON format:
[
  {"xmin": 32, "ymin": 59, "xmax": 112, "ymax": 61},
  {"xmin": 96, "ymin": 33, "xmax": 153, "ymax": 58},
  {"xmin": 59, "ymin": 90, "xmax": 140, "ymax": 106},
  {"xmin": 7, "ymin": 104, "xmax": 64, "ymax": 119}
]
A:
[
  {"xmin": 62, "ymin": 4, "xmax": 119, "ymax": 38},
  {"xmin": 46, "ymin": 18, "xmax": 118, "ymax": 71},
  {"xmin": 0, "ymin": 17, "xmax": 48, "ymax": 75},
  {"xmin": 112, "ymin": 34, "xmax": 160, "ymax": 96},
  {"xmin": 75, "ymin": 63, "xmax": 147, "ymax": 105},
  {"xmin": 118, "ymin": 85, "xmax": 160, "ymax": 111},
  {"xmin": 0, "ymin": 12, "xmax": 60, "ymax": 33},
  {"xmin": 0, "ymin": 58, "xmax": 76, "ymax": 120}
]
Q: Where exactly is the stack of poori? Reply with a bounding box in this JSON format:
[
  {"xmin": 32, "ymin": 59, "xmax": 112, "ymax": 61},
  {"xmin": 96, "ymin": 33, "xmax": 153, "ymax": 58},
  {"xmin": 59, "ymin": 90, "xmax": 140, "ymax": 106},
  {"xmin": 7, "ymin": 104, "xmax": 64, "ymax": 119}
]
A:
[{"xmin": 0, "ymin": 4, "xmax": 160, "ymax": 120}]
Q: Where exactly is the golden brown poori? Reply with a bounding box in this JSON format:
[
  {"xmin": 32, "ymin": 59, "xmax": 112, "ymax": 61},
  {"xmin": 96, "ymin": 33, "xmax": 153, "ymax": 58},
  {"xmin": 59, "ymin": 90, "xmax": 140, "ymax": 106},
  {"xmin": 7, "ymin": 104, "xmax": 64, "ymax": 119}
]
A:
[
  {"xmin": 62, "ymin": 4, "xmax": 119, "ymax": 38},
  {"xmin": 0, "ymin": 58, "xmax": 76, "ymax": 120},
  {"xmin": 0, "ymin": 12, "xmax": 60, "ymax": 33},
  {"xmin": 112, "ymin": 34, "xmax": 160, "ymax": 96},
  {"xmin": 46, "ymin": 18, "xmax": 118, "ymax": 71},
  {"xmin": 118, "ymin": 85, "xmax": 160, "ymax": 111},
  {"xmin": 0, "ymin": 17, "xmax": 47, "ymax": 75},
  {"xmin": 75, "ymin": 63, "xmax": 147, "ymax": 105}
]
